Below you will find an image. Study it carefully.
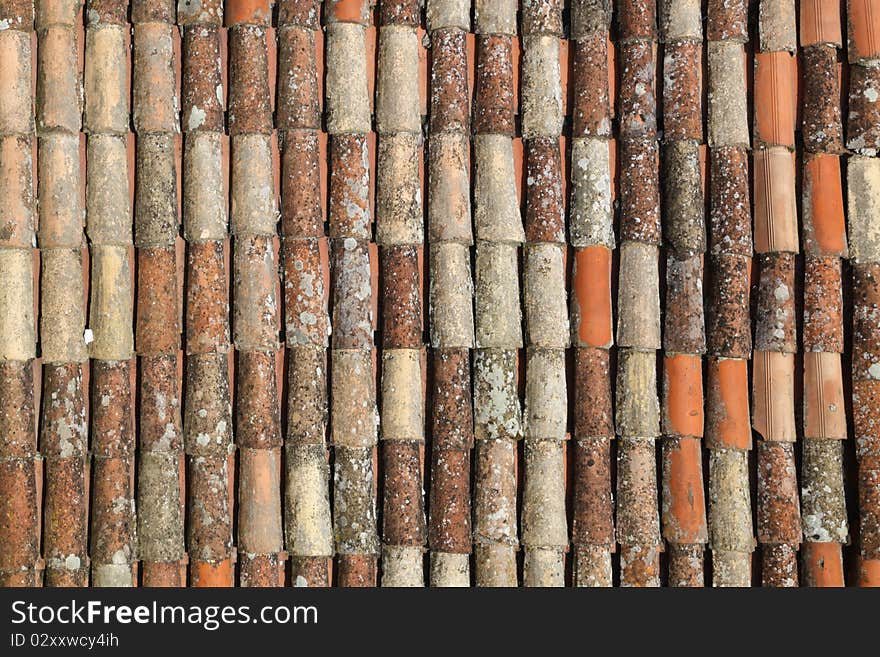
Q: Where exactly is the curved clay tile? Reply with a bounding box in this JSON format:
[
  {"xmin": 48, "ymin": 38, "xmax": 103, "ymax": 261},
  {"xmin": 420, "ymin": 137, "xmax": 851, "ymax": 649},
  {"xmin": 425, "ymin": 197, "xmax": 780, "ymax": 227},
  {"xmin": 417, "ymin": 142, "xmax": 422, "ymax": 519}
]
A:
[
  {"xmin": 326, "ymin": 0, "xmax": 381, "ymax": 587},
  {"xmin": 426, "ymin": 0, "xmax": 475, "ymax": 588},
  {"xmin": 847, "ymin": 64, "xmax": 880, "ymax": 156},
  {"xmin": 754, "ymin": 51, "xmax": 797, "ymax": 149},
  {"xmin": 847, "ymin": 0, "xmax": 880, "ymax": 588},
  {"xmin": 569, "ymin": 2, "xmax": 615, "ymax": 587},
  {"xmin": 802, "ymin": 154, "xmax": 847, "ymax": 256},
  {"xmin": 376, "ymin": 0, "xmax": 426, "ymax": 588},
  {"xmin": 0, "ymin": 0, "xmax": 39, "ymax": 588},
  {"xmin": 132, "ymin": 0, "xmax": 186, "ymax": 589},
  {"xmin": 4, "ymin": 0, "xmax": 879, "ymax": 593},
  {"xmin": 849, "ymin": 149, "xmax": 880, "ymax": 584},
  {"xmin": 179, "ymin": 0, "xmax": 235, "ymax": 588},
  {"xmin": 520, "ymin": 0, "xmax": 568, "ymax": 587},
  {"xmin": 88, "ymin": 0, "xmax": 138, "ymax": 587},
  {"xmin": 35, "ymin": 0, "xmax": 91, "ymax": 588},
  {"xmin": 753, "ymin": 0, "xmax": 803, "ymax": 582},
  {"xmin": 800, "ymin": 0, "xmax": 843, "ymax": 47},
  {"xmin": 472, "ymin": 0, "xmax": 522, "ymax": 587},
  {"xmin": 277, "ymin": 0, "xmax": 333, "ymax": 589},
  {"xmin": 228, "ymin": 0, "xmax": 284, "ymax": 588},
  {"xmin": 705, "ymin": 0, "xmax": 755, "ymax": 587},
  {"xmin": 615, "ymin": 0, "xmax": 662, "ymax": 587},
  {"xmin": 799, "ymin": 0, "xmax": 849, "ymax": 583},
  {"xmin": 847, "ymin": 0, "xmax": 880, "ymax": 64},
  {"xmin": 658, "ymin": 0, "xmax": 708, "ymax": 588}
]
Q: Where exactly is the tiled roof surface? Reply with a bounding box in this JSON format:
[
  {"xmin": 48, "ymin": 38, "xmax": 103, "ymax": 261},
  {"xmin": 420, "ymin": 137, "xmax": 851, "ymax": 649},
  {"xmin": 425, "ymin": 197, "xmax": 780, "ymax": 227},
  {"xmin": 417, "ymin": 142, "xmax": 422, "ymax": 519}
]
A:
[{"xmin": 0, "ymin": 0, "xmax": 878, "ymax": 586}]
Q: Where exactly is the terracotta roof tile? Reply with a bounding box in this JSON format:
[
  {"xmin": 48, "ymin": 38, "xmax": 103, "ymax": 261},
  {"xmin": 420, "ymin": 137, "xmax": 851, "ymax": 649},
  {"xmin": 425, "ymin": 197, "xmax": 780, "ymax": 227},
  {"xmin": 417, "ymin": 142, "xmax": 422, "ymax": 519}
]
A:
[{"xmin": 5, "ymin": 0, "xmax": 880, "ymax": 589}]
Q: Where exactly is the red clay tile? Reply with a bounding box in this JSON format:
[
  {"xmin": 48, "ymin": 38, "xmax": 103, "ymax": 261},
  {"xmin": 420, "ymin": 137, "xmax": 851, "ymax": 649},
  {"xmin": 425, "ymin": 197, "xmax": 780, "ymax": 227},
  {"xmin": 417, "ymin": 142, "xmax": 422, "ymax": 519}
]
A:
[
  {"xmin": 707, "ymin": 0, "xmax": 748, "ymax": 42},
  {"xmin": 706, "ymin": 357, "xmax": 752, "ymax": 450},
  {"xmin": 663, "ymin": 355, "xmax": 704, "ymax": 439},
  {"xmin": 572, "ymin": 35, "xmax": 611, "ymax": 137},
  {"xmin": 848, "ymin": 0, "xmax": 880, "ymax": 62},
  {"xmin": 662, "ymin": 40, "xmax": 702, "ymax": 141},
  {"xmin": 803, "ymin": 352, "xmax": 847, "ymax": 439},
  {"xmin": 847, "ymin": 63, "xmax": 880, "ymax": 154},
  {"xmin": 754, "ymin": 51, "xmax": 796, "ymax": 148},
  {"xmin": 802, "ymin": 153, "xmax": 847, "ymax": 256},
  {"xmin": 801, "ymin": 45, "xmax": 845, "ymax": 153},
  {"xmin": 662, "ymin": 437, "xmax": 708, "ymax": 543},
  {"xmin": 803, "ymin": 255, "xmax": 844, "ymax": 352},
  {"xmin": 753, "ymin": 351, "xmax": 797, "ymax": 443},
  {"xmin": 753, "ymin": 147, "xmax": 798, "ymax": 254},
  {"xmin": 802, "ymin": 542, "xmax": 845, "ymax": 586},
  {"xmin": 799, "ymin": 0, "xmax": 842, "ymax": 47},
  {"xmin": 572, "ymin": 246, "xmax": 612, "ymax": 348}
]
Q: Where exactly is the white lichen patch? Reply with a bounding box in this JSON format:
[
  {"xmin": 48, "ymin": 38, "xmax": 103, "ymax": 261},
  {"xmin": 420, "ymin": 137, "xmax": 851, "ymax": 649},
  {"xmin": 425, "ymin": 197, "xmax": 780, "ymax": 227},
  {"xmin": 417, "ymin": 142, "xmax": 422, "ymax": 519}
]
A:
[
  {"xmin": 111, "ymin": 548, "xmax": 129, "ymax": 565},
  {"xmin": 188, "ymin": 106, "xmax": 206, "ymax": 131},
  {"xmin": 774, "ymin": 282, "xmax": 790, "ymax": 302}
]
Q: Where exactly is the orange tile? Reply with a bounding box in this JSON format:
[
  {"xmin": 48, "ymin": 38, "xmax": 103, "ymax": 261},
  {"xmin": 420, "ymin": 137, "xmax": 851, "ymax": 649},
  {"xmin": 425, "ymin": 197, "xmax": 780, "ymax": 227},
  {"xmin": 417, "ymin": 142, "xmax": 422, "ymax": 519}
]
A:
[
  {"xmin": 663, "ymin": 437, "xmax": 707, "ymax": 543},
  {"xmin": 860, "ymin": 558, "xmax": 880, "ymax": 586},
  {"xmin": 664, "ymin": 355, "xmax": 704, "ymax": 439},
  {"xmin": 802, "ymin": 542, "xmax": 845, "ymax": 586},
  {"xmin": 752, "ymin": 351, "xmax": 796, "ymax": 442},
  {"xmin": 326, "ymin": 0, "xmax": 370, "ymax": 23},
  {"xmin": 754, "ymin": 51, "xmax": 796, "ymax": 148},
  {"xmin": 799, "ymin": 0, "xmax": 842, "ymax": 47},
  {"xmin": 753, "ymin": 147, "xmax": 798, "ymax": 253},
  {"xmin": 803, "ymin": 153, "xmax": 846, "ymax": 256},
  {"xmin": 225, "ymin": 0, "xmax": 271, "ymax": 26},
  {"xmin": 803, "ymin": 352, "xmax": 847, "ymax": 440},
  {"xmin": 573, "ymin": 246, "xmax": 612, "ymax": 348},
  {"xmin": 849, "ymin": 0, "xmax": 880, "ymax": 61},
  {"xmin": 706, "ymin": 358, "xmax": 752, "ymax": 450},
  {"xmin": 190, "ymin": 559, "xmax": 234, "ymax": 587}
]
